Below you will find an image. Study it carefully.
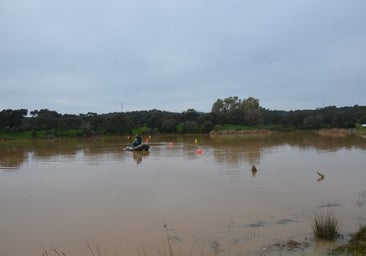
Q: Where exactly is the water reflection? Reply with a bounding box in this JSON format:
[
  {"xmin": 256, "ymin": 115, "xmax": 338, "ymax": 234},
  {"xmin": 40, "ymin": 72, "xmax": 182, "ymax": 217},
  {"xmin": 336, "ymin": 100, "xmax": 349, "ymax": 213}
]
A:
[
  {"xmin": 132, "ymin": 151, "xmax": 150, "ymax": 164},
  {"xmin": 0, "ymin": 141, "xmax": 30, "ymax": 170},
  {"xmin": 208, "ymin": 132, "xmax": 366, "ymax": 167},
  {"xmin": 0, "ymin": 133, "xmax": 365, "ymax": 170},
  {"xmin": 1, "ymin": 134, "xmax": 366, "ymax": 256},
  {"xmin": 31, "ymin": 140, "xmax": 80, "ymax": 160}
]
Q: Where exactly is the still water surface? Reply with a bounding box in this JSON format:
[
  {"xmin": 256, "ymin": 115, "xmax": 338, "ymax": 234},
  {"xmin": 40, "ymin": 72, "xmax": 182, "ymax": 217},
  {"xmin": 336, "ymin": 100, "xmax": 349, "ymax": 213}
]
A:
[{"xmin": 1, "ymin": 133, "xmax": 366, "ymax": 255}]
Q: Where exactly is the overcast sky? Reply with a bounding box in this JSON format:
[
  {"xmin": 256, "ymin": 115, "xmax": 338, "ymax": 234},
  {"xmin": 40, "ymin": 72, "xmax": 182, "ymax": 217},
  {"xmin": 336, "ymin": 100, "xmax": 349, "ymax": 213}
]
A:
[{"xmin": 1, "ymin": 0, "xmax": 365, "ymax": 114}]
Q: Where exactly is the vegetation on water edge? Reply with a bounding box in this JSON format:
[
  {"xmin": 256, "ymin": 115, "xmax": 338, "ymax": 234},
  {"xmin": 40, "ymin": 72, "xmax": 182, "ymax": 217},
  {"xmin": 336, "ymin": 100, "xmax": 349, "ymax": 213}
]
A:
[
  {"xmin": 37, "ymin": 224, "xmax": 366, "ymax": 256},
  {"xmin": 0, "ymin": 129, "xmax": 89, "ymax": 140},
  {"xmin": 1, "ymin": 96, "xmax": 366, "ymax": 139},
  {"xmin": 310, "ymin": 209, "xmax": 366, "ymax": 255},
  {"xmin": 330, "ymin": 226, "xmax": 366, "ymax": 255},
  {"xmin": 213, "ymin": 124, "xmax": 256, "ymax": 131},
  {"xmin": 355, "ymin": 123, "xmax": 366, "ymax": 135}
]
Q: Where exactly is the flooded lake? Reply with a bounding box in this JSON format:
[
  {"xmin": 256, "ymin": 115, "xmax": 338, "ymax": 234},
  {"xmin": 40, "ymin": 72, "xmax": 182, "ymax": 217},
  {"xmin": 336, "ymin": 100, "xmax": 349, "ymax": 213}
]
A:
[{"xmin": 1, "ymin": 133, "xmax": 366, "ymax": 256}]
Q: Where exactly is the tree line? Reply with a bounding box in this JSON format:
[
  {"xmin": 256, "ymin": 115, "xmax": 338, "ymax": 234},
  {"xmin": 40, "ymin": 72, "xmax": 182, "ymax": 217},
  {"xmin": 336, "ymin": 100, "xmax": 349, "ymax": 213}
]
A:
[{"xmin": 1, "ymin": 96, "xmax": 366, "ymax": 137}]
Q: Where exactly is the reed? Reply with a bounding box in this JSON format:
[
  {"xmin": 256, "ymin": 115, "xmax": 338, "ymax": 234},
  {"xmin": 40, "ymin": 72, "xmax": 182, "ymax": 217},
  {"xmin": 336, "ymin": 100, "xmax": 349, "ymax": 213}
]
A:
[{"xmin": 311, "ymin": 210, "xmax": 340, "ymax": 240}]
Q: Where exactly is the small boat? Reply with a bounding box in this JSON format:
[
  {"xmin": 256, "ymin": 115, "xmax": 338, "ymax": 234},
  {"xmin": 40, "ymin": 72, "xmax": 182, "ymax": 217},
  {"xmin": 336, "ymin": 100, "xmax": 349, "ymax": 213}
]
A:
[{"xmin": 124, "ymin": 143, "xmax": 150, "ymax": 151}]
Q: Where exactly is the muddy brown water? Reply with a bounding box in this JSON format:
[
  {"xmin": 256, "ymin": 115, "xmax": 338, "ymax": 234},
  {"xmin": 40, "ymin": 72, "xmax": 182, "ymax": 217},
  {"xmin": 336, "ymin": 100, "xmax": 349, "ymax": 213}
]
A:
[{"xmin": 1, "ymin": 133, "xmax": 366, "ymax": 255}]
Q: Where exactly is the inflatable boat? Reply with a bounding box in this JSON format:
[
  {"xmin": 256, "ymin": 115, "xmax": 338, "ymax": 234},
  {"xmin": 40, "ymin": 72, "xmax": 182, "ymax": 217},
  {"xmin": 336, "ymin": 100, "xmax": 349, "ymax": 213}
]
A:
[{"xmin": 124, "ymin": 143, "xmax": 150, "ymax": 151}]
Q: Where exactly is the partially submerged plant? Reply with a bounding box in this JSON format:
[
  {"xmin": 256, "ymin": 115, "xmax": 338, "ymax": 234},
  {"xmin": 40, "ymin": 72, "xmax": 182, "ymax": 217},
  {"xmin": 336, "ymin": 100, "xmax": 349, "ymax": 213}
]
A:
[
  {"xmin": 311, "ymin": 210, "xmax": 340, "ymax": 240},
  {"xmin": 210, "ymin": 240, "xmax": 224, "ymax": 256},
  {"xmin": 330, "ymin": 225, "xmax": 366, "ymax": 255}
]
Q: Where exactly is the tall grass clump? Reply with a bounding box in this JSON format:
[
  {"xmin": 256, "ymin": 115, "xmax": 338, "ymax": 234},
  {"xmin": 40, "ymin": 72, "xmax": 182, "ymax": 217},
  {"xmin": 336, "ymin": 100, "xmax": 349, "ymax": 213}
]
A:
[{"xmin": 311, "ymin": 210, "xmax": 340, "ymax": 240}]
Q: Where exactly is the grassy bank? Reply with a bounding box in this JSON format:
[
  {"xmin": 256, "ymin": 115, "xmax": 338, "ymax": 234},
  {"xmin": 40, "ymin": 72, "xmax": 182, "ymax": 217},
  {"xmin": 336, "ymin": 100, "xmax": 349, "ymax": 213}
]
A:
[
  {"xmin": 0, "ymin": 130, "xmax": 44, "ymax": 140},
  {"xmin": 354, "ymin": 124, "xmax": 366, "ymax": 137},
  {"xmin": 330, "ymin": 225, "xmax": 366, "ymax": 255},
  {"xmin": 210, "ymin": 124, "xmax": 272, "ymax": 136},
  {"xmin": 2, "ymin": 124, "xmax": 366, "ymax": 140},
  {"xmin": 0, "ymin": 129, "xmax": 105, "ymax": 140}
]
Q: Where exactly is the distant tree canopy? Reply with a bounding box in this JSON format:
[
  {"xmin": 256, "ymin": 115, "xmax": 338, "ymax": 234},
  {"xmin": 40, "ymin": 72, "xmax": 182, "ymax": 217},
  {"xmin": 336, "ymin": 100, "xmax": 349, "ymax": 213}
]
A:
[
  {"xmin": 0, "ymin": 109, "xmax": 28, "ymax": 131},
  {"xmin": 211, "ymin": 96, "xmax": 262, "ymax": 126},
  {"xmin": 211, "ymin": 96, "xmax": 260, "ymax": 113},
  {"xmin": 1, "ymin": 97, "xmax": 366, "ymax": 137}
]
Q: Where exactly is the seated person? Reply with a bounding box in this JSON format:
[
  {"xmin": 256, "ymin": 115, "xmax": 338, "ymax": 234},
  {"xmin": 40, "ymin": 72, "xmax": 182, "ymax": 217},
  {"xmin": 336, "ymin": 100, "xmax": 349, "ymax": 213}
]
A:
[{"xmin": 132, "ymin": 135, "xmax": 142, "ymax": 147}]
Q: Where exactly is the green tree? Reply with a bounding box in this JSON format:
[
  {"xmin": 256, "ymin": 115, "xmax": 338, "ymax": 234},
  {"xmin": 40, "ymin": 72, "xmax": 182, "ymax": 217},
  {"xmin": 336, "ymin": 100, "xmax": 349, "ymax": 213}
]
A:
[
  {"xmin": 303, "ymin": 115, "xmax": 323, "ymax": 129},
  {"xmin": 30, "ymin": 109, "xmax": 60, "ymax": 130},
  {"xmin": 162, "ymin": 119, "xmax": 176, "ymax": 133},
  {"xmin": 147, "ymin": 114, "xmax": 162, "ymax": 131},
  {"xmin": 183, "ymin": 120, "xmax": 198, "ymax": 133},
  {"xmin": 241, "ymin": 97, "xmax": 262, "ymax": 126},
  {"xmin": 0, "ymin": 109, "xmax": 28, "ymax": 131},
  {"xmin": 241, "ymin": 97, "xmax": 259, "ymax": 111},
  {"xmin": 211, "ymin": 96, "xmax": 242, "ymax": 113},
  {"xmin": 210, "ymin": 96, "xmax": 262, "ymax": 126},
  {"xmin": 105, "ymin": 113, "xmax": 131, "ymax": 135},
  {"xmin": 182, "ymin": 109, "xmax": 199, "ymax": 121}
]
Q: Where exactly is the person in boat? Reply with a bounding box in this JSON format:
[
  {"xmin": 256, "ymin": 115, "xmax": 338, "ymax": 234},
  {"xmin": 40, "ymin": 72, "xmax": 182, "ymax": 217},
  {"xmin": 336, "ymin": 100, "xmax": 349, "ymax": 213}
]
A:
[{"xmin": 132, "ymin": 135, "xmax": 142, "ymax": 148}]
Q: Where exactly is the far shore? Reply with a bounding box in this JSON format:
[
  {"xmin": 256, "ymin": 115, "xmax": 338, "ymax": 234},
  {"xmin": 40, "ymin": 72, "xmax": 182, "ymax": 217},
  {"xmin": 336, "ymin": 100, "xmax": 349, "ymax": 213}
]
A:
[
  {"xmin": 1, "ymin": 127, "xmax": 366, "ymax": 141},
  {"xmin": 209, "ymin": 129, "xmax": 272, "ymax": 137}
]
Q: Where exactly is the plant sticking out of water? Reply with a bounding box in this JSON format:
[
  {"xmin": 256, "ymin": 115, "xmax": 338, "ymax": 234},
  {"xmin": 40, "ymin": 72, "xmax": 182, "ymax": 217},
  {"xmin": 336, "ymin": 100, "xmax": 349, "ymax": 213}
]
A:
[
  {"xmin": 330, "ymin": 225, "xmax": 366, "ymax": 255},
  {"xmin": 39, "ymin": 241, "xmax": 67, "ymax": 256},
  {"xmin": 134, "ymin": 239, "xmax": 148, "ymax": 256},
  {"xmin": 210, "ymin": 240, "xmax": 224, "ymax": 256},
  {"xmin": 40, "ymin": 241, "xmax": 116, "ymax": 256},
  {"xmin": 164, "ymin": 222, "xmax": 174, "ymax": 256},
  {"xmin": 156, "ymin": 222, "xmax": 183, "ymax": 256},
  {"xmin": 87, "ymin": 242, "xmax": 104, "ymax": 256},
  {"xmin": 311, "ymin": 209, "xmax": 340, "ymax": 240}
]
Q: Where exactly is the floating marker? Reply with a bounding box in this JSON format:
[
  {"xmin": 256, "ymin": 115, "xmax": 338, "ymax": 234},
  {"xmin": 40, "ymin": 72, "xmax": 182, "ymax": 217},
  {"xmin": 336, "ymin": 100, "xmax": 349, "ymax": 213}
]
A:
[
  {"xmin": 169, "ymin": 142, "xmax": 174, "ymax": 147},
  {"xmin": 197, "ymin": 148, "xmax": 202, "ymax": 155}
]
